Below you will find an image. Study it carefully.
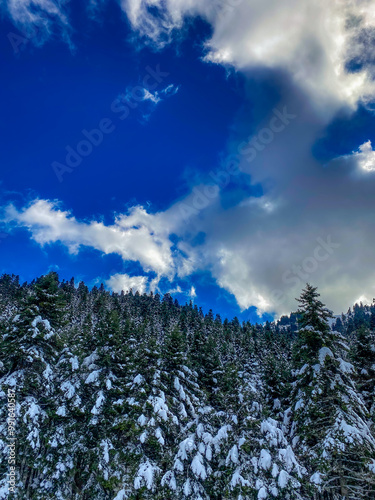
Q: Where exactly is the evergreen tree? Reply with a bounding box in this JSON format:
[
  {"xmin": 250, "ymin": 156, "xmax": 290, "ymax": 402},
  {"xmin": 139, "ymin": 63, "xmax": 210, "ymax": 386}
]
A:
[
  {"xmin": 1, "ymin": 276, "xmax": 375, "ymax": 500},
  {"xmin": 350, "ymin": 325, "xmax": 375, "ymax": 424},
  {"xmin": 290, "ymin": 284, "xmax": 375, "ymax": 499},
  {"xmin": 0, "ymin": 274, "xmax": 65, "ymax": 498}
]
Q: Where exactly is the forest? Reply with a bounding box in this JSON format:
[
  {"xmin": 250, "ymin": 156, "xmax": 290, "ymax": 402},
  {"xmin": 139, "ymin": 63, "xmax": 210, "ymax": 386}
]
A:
[{"xmin": 0, "ymin": 273, "xmax": 374, "ymax": 499}]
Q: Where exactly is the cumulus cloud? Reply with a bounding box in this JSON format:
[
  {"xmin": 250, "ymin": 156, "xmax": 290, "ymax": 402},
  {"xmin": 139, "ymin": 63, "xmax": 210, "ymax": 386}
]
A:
[
  {"xmin": 4, "ymin": 199, "xmax": 182, "ymax": 277},
  {"xmin": 350, "ymin": 140, "xmax": 375, "ymax": 171},
  {"xmin": 5, "ymin": 122, "xmax": 375, "ymax": 318},
  {"xmin": 120, "ymin": 0, "xmax": 375, "ymax": 117},
  {"xmin": 171, "ymin": 88, "xmax": 375, "ymax": 316},
  {"xmin": 106, "ymin": 273, "xmax": 148, "ymax": 294},
  {"xmin": 195, "ymin": 129, "xmax": 375, "ymax": 316}
]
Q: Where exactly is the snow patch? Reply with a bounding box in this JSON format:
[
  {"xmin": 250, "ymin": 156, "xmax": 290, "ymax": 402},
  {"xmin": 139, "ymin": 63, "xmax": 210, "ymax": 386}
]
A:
[
  {"xmin": 133, "ymin": 374, "xmax": 144, "ymax": 385},
  {"xmin": 310, "ymin": 472, "xmax": 323, "ymax": 485},
  {"xmin": 134, "ymin": 461, "xmax": 159, "ymax": 490},
  {"xmin": 226, "ymin": 444, "xmax": 239, "ymax": 465},
  {"xmin": 338, "ymin": 358, "xmax": 355, "ymax": 373},
  {"xmin": 85, "ymin": 370, "xmax": 101, "ymax": 384},
  {"xmin": 191, "ymin": 452, "xmax": 207, "ymax": 479},
  {"xmin": 278, "ymin": 470, "xmax": 289, "ymax": 488},
  {"xmin": 258, "ymin": 486, "xmax": 268, "ymax": 499},
  {"xmin": 56, "ymin": 406, "xmax": 66, "ymax": 416},
  {"xmin": 259, "ymin": 449, "xmax": 272, "ymax": 470},
  {"xmin": 70, "ymin": 356, "xmax": 79, "ymax": 371},
  {"xmin": 91, "ymin": 391, "xmax": 105, "ymax": 414},
  {"xmin": 319, "ymin": 347, "xmax": 333, "ymax": 364}
]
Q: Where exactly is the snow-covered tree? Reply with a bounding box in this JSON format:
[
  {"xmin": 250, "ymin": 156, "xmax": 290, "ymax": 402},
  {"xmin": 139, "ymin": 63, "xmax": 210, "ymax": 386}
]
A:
[
  {"xmin": 0, "ymin": 273, "xmax": 64, "ymax": 498},
  {"xmin": 1, "ymin": 276, "xmax": 374, "ymax": 500},
  {"xmin": 290, "ymin": 284, "xmax": 375, "ymax": 499},
  {"xmin": 350, "ymin": 325, "xmax": 375, "ymax": 424}
]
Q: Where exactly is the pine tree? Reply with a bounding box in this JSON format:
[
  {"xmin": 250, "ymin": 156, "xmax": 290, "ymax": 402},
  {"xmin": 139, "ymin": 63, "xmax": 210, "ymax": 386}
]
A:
[
  {"xmin": 350, "ymin": 325, "xmax": 375, "ymax": 424},
  {"xmin": 0, "ymin": 274, "xmax": 65, "ymax": 498},
  {"xmin": 33, "ymin": 272, "xmax": 66, "ymax": 328},
  {"xmin": 290, "ymin": 284, "xmax": 375, "ymax": 499},
  {"xmin": 160, "ymin": 326, "xmax": 212, "ymax": 499}
]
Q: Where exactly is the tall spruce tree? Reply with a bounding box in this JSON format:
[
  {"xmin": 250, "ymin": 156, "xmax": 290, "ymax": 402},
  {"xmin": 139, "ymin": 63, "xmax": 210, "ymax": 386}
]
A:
[
  {"xmin": 0, "ymin": 273, "xmax": 65, "ymax": 498},
  {"xmin": 350, "ymin": 325, "xmax": 375, "ymax": 425},
  {"xmin": 290, "ymin": 284, "xmax": 375, "ymax": 499}
]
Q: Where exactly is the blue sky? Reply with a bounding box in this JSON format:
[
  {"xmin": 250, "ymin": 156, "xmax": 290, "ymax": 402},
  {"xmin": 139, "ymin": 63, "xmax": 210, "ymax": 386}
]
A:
[{"xmin": 1, "ymin": 0, "xmax": 375, "ymax": 321}]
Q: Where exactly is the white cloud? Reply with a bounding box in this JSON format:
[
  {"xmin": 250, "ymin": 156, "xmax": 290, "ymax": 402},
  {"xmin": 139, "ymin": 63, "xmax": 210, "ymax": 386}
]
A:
[
  {"xmin": 166, "ymin": 284, "xmax": 197, "ymax": 298},
  {"xmin": 120, "ymin": 0, "xmax": 375, "ymax": 116},
  {"xmin": 5, "ymin": 199, "xmax": 180, "ymax": 277},
  {"xmin": 354, "ymin": 294, "xmax": 373, "ymax": 305},
  {"xmin": 190, "ymin": 129, "xmax": 375, "ymax": 316},
  {"xmin": 142, "ymin": 88, "xmax": 161, "ymax": 104},
  {"xmin": 332, "ymin": 140, "xmax": 375, "ymax": 176},
  {"xmin": 5, "ymin": 1, "xmax": 375, "ymax": 114},
  {"xmin": 142, "ymin": 84, "xmax": 179, "ymax": 103},
  {"xmin": 161, "ymin": 83, "xmax": 180, "ymax": 96},
  {"xmin": 352, "ymin": 140, "xmax": 375, "ymax": 171},
  {"xmin": 7, "ymin": 129, "xmax": 375, "ymax": 319},
  {"xmin": 116, "ymin": 83, "xmax": 179, "ymax": 122},
  {"xmin": 167, "ymin": 285, "xmax": 182, "ymax": 294},
  {"xmin": 3, "ymin": 198, "xmax": 203, "ymax": 301},
  {"xmin": 3, "ymin": 0, "xmax": 71, "ymax": 43},
  {"xmin": 106, "ymin": 273, "xmax": 148, "ymax": 294},
  {"xmin": 4, "ymin": 0, "xmax": 375, "ymax": 319}
]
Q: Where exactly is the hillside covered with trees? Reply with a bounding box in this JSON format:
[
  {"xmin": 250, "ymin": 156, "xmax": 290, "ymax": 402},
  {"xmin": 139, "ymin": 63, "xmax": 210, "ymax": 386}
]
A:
[{"xmin": 0, "ymin": 274, "xmax": 374, "ymax": 499}]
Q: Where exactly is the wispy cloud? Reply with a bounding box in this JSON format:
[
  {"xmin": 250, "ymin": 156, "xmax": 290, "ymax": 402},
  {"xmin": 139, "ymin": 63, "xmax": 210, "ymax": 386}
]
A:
[
  {"xmin": 142, "ymin": 89, "xmax": 161, "ymax": 104},
  {"xmin": 117, "ymin": 83, "xmax": 180, "ymax": 122},
  {"xmin": 3, "ymin": 0, "xmax": 72, "ymax": 48}
]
